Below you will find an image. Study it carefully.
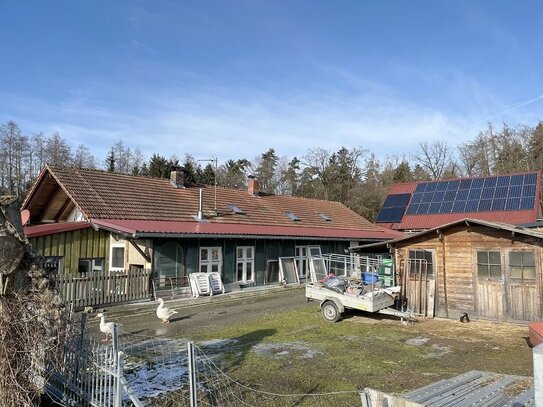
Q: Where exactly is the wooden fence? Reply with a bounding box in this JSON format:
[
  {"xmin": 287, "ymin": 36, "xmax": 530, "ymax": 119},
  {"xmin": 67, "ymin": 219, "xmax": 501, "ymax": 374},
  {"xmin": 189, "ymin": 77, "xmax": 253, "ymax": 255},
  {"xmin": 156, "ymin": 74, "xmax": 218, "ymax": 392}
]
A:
[{"xmin": 56, "ymin": 269, "xmax": 152, "ymax": 309}]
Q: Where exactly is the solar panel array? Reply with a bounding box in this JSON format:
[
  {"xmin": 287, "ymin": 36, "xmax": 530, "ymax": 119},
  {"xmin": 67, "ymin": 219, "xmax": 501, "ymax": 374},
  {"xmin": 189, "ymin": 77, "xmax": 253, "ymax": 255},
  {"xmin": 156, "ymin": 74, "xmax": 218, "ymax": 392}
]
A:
[
  {"xmin": 375, "ymin": 193, "xmax": 411, "ymax": 223},
  {"xmin": 376, "ymin": 172, "xmax": 539, "ymax": 223},
  {"xmin": 405, "ymin": 173, "xmax": 538, "ymax": 216}
]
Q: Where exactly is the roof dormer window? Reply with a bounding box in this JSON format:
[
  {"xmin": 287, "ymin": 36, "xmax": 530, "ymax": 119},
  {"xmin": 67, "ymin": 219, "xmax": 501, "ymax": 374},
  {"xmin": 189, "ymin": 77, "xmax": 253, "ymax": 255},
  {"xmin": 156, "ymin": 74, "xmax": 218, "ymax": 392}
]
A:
[
  {"xmin": 284, "ymin": 211, "xmax": 301, "ymax": 222},
  {"xmin": 318, "ymin": 213, "xmax": 332, "ymax": 221},
  {"xmin": 227, "ymin": 203, "xmax": 246, "ymax": 214}
]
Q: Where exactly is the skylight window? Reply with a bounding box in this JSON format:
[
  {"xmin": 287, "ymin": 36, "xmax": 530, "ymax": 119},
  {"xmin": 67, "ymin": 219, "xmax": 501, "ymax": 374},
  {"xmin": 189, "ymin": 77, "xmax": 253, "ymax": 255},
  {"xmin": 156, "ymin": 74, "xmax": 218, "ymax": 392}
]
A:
[
  {"xmin": 284, "ymin": 211, "xmax": 301, "ymax": 222},
  {"xmin": 318, "ymin": 213, "xmax": 332, "ymax": 221},
  {"xmin": 227, "ymin": 203, "xmax": 245, "ymax": 214}
]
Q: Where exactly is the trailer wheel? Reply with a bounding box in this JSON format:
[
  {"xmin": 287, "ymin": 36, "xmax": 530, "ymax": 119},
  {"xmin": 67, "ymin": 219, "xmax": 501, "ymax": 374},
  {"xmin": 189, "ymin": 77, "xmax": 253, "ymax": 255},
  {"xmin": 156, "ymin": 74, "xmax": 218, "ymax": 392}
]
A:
[{"xmin": 321, "ymin": 301, "xmax": 341, "ymax": 322}]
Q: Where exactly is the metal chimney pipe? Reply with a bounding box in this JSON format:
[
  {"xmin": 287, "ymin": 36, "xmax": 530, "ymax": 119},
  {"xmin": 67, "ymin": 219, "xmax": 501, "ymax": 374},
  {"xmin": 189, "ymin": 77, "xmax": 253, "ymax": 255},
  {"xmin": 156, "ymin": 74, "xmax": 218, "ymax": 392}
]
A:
[{"xmin": 197, "ymin": 188, "xmax": 204, "ymax": 220}]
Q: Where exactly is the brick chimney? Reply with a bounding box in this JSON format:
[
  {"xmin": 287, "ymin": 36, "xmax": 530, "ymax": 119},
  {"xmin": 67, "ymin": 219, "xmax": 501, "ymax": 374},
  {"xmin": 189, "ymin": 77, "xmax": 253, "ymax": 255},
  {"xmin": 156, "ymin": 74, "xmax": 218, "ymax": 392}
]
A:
[
  {"xmin": 248, "ymin": 175, "xmax": 259, "ymax": 196},
  {"xmin": 170, "ymin": 168, "xmax": 185, "ymax": 189}
]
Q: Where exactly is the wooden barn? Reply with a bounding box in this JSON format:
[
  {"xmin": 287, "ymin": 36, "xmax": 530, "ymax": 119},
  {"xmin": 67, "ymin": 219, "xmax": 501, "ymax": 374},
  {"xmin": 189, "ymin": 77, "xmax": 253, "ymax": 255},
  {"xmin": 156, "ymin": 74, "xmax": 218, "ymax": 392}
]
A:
[{"xmin": 352, "ymin": 218, "xmax": 543, "ymax": 323}]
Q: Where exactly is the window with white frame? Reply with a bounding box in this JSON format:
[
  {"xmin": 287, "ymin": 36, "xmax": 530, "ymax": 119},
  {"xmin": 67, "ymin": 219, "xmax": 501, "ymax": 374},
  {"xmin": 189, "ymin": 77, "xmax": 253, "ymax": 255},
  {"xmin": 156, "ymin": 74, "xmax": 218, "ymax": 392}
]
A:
[
  {"xmin": 110, "ymin": 244, "xmax": 126, "ymax": 271},
  {"xmin": 78, "ymin": 258, "xmax": 105, "ymax": 275},
  {"xmin": 295, "ymin": 245, "xmax": 321, "ymax": 278},
  {"xmin": 236, "ymin": 246, "xmax": 254, "ymax": 283},
  {"xmin": 200, "ymin": 247, "xmax": 222, "ymax": 273}
]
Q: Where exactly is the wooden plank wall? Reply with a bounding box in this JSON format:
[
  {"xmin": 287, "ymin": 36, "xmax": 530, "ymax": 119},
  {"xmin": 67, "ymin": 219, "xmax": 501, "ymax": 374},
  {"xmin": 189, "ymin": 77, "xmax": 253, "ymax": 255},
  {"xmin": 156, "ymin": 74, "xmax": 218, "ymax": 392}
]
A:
[
  {"xmin": 30, "ymin": 228, "xmax": 110, "ymax": 274},
  {"xmin": 394, "ymin": 224, "xmax": 543, "ymax": 322}
]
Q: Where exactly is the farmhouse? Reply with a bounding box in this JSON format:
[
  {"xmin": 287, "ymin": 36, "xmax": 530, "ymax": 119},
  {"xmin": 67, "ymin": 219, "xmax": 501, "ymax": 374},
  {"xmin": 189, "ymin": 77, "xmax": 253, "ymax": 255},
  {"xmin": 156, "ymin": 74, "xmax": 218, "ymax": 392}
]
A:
[
  {"xmin": 22, "ymin": 165, "xmax": 401, "ymax": 300},
  {"xmin": 352, "ymin": 218, "xmax": 543, "ymax": 323}
]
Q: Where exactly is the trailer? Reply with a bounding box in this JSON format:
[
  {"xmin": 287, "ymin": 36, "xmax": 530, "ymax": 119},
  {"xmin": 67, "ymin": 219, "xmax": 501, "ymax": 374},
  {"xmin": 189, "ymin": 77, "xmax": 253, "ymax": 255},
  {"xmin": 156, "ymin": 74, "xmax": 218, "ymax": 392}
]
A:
[{"xmin": 306, "ymin": 281, "xmax": 412, "ymax": 322}]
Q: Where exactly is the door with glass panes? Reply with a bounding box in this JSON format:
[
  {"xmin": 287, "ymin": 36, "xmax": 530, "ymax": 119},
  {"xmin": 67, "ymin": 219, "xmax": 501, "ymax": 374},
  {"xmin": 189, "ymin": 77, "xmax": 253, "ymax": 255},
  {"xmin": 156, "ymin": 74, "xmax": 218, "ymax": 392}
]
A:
[
  {"xmin": 295, "ymin": 245, "xmax": 321, "ymax": 278},
  {"xmin": 236, "ymin": 246, "xmax": 254, "ymax": 283},
  {"xmin": 199, "ymin": 247, "xmax": 222, "ymax": 274}
]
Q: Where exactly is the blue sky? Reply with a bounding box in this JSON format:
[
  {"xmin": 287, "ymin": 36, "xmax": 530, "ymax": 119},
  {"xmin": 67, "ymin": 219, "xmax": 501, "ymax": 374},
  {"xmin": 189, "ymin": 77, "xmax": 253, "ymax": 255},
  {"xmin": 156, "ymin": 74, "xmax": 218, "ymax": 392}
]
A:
[{"xmin": 2, "ymin": 1, "xmax": 543, "ymax": 165}]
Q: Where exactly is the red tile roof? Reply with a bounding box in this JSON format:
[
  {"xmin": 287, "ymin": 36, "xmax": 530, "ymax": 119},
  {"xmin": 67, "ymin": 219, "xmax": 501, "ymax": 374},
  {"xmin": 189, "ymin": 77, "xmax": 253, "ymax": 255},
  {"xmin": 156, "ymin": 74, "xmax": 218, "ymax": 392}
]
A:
[{"xmin": 23, "ymin": 166, "xmax": 402, "ymax": 241}]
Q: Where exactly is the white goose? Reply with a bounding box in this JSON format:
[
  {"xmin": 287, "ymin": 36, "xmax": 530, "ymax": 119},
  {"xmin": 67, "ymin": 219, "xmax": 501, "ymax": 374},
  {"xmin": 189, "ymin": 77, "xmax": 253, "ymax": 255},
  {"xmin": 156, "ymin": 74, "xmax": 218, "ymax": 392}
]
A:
[
  {"xmin": 156, "ymin": 298, "xmax": 177, "ymax": 323},
  {"xmin": 95, "ymin": 312, "xmax": 115, "ymax": 341}
]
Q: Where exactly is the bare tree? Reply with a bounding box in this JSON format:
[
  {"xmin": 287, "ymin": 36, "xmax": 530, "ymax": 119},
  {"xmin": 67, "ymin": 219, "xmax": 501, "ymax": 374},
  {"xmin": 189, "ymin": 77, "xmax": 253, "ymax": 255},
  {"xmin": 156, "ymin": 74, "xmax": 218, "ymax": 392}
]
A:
[
  {"xmin": 73, "ymin": 144, "xmax": 96, "ymax": 169},
  {"xmin": 415, "ymin": 140, "xmax": 453, "ymax": 180},
  {"xmin": 45, "ymin": 133, "xmax": 72, "ymax": 166}
]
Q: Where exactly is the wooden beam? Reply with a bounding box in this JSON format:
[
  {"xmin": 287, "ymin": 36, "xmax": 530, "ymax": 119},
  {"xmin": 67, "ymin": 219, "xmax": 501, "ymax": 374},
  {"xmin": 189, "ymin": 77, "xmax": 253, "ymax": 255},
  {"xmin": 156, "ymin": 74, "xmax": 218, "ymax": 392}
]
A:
[
  {"xmin": 128, "ymin": 239, "xmax": 151, "ymax": 263},
  {"xmin": 54, "ymin": 197, "xmax": 72, "ymax": 221}
]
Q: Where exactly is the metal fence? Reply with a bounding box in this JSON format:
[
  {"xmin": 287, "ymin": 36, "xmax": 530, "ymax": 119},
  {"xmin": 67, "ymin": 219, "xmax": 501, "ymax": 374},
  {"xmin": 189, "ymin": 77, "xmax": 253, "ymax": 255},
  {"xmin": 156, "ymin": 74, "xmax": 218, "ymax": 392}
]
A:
[
  {"xmin": 56, "ymin": 268, "xmax": 152, "ymax": 309},
  {"xmin": 46, "ymin": 314, "xmax": 143, "ymax": 407}
]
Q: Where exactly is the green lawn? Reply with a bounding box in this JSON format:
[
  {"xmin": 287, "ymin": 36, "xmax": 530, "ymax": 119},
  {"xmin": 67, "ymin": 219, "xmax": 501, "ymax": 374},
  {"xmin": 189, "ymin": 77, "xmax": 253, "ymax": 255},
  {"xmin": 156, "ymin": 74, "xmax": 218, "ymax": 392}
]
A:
[{"xmin": 184, "ymin": 303, "xmax": 533, "ymax": 396}]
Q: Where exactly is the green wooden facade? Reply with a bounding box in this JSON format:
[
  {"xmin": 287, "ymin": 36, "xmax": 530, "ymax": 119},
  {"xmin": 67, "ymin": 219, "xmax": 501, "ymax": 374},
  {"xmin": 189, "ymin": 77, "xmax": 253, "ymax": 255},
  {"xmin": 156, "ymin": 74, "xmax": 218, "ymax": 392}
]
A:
[
  {"xmin": 153, "ymin": 237, "xmax": 350, "ymax": 286},
  {"xmin": 30, "ymin": 228, "xmax": 110, "ymax": 274},
  {"xmin": 30, "ymin": 228, "xmax": 351, "ymax": 287}
]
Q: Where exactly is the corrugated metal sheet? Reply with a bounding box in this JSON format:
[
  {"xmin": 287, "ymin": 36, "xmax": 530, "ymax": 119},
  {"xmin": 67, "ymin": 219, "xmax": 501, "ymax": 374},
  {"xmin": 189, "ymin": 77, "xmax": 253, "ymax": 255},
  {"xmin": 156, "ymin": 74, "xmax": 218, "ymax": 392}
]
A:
[
  {"xmin": 403, "ymin": 370, "xmax": 534, "ymax": 407},
  {"xmin": 24, "ymin": 221, "xmax": 91, "ymax": 238}
]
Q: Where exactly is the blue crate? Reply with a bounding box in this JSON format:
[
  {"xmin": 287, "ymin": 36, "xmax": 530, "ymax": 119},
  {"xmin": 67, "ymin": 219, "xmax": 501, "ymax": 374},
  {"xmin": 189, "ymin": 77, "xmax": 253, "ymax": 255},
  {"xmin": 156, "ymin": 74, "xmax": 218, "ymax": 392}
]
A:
[{"xmin": 362, "ymin": 272, "xmax": 379, "ymax": 284}]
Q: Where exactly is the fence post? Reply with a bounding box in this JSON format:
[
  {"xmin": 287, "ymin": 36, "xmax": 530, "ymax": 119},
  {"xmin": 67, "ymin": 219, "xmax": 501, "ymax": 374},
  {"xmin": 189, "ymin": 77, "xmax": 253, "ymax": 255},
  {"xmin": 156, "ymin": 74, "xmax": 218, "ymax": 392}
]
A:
[
  {"xmin": 112, "ymin": 323, "xmax": 122, "ymax": 407},
  {"xmin": 534, "ymin": 343, "xmax": 543, "ymax": 406},
  {"xmin": 188, "ymin": 341, "xmax": 198, "ymax": 407},
  {"xmin": 114, "ymin": 350, "xmax": 125, "ymax": 407}
]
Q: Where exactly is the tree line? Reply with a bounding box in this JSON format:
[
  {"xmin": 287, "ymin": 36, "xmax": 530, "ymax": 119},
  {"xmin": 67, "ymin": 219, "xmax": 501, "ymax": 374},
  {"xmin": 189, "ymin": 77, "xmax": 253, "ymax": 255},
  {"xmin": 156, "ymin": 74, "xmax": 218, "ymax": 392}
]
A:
[{"xmin": 2, "ymin": 120, "xmax": 543, "ymax": 221}]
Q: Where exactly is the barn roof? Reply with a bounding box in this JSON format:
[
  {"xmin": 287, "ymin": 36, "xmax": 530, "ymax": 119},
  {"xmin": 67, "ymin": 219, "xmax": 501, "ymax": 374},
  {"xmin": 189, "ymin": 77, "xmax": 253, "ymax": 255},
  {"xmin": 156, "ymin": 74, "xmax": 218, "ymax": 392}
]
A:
[
  {"xmin": 375, "ymin": 171, "xmax": 541, "ymax": 231},
  {"xmin": 350, "ymin": 217, "xmax": 543, "ymax": 251},
  {"xmin": 22, "ymin": 165, "xmax": 403, "ymax": 241}
]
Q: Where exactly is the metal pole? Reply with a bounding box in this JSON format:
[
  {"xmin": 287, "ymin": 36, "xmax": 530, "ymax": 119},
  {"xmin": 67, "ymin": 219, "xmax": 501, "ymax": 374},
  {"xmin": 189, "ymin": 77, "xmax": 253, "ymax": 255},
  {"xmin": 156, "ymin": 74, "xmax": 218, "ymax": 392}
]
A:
[
  {"xmin": 114, "ymin": 350, "xmax": 125, "ymax": 407},
  {"xmin": 534, "ymin": 343, "xmax": 543, "ymax": 406},
  {"xmin": 112, "ymin": 323, "xmax": 121, "ymax": 407},
  {"xmin": 188, "ymin": 341, "xmax": 198, "ymax": 407}
]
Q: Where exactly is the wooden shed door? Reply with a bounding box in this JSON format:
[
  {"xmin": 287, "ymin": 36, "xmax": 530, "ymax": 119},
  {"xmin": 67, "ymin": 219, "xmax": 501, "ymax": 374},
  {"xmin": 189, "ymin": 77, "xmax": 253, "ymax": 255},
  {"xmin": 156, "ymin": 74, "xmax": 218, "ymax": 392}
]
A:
[
  {"xmin": 406, "ymin": 250, "xmax": 436, "ymax": 317},
  {"xmin": 475, "ymin": 250, "xmax": 505, "ymax": 321},
  {"xmin": 506, "ymin": 251, "xmax": 541, "ymax": 322}
]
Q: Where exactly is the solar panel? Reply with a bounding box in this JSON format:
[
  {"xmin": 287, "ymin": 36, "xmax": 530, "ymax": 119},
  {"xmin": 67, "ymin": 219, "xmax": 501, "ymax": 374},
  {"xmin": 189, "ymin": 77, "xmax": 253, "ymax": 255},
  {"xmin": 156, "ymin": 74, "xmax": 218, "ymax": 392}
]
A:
[
  {"xmin": 510, "ymin": 174, "xmax": 524, "ymax": 186},
  {"xmin": 399, "ymin": 171, "xmax": 539, "ymax": 219},
  {"xmin": 526, "ymin": 173, "xmax": 538, "ymax": 184},
  {"xmin": 520, "ymin": 196, "xmax": 535, "ymax": 210},
  {"xmin": 375, "ymin": 193, "xmax": 411, "ymax": 223},
  {"xmin": 465, "ymin": 200, "xmax": 479, "ymax": 212},
  {"xmin": 468, "ymin": 188, "xmax": 482, "ymax": 199},
  {"xmin": 497, "ymin": 175, "xmax": 510, "ymax": 187},
  {"xmin": 505, "ymin": 198, "xmax": 520, "ymax": 210}
]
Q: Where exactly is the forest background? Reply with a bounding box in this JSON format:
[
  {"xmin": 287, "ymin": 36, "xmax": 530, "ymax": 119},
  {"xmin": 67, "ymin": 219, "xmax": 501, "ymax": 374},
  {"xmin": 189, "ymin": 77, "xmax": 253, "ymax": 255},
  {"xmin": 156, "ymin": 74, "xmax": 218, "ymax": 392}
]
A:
[{"xmin": 2, "ymin": 119, "xmax": 543, "ymax": 222}]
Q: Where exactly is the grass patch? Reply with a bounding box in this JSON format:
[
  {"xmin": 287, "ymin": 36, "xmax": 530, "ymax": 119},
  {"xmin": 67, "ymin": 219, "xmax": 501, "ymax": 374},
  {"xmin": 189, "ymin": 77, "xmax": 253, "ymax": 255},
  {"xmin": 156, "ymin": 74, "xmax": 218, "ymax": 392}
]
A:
[{"xmin": 184, "ymin": 302, "xmax": 533, "ymax": 396}]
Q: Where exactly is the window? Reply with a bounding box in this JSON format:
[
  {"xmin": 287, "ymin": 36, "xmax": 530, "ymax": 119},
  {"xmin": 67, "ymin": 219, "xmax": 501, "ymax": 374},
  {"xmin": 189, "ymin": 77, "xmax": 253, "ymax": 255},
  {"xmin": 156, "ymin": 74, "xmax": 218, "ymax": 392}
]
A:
[
  {"xmin": 200, "ymin": 247, "xmax": 222, "ymax": 273},
  {"xmin": 318, "ymin": 213, "xmax": 332, "ymax": 221},
  {"xmin": 284, "ymin": 211, "xmax": 301, "ymax": 221},
  {"xmin": 476, "ymin": 251, "xmax": 502, "ymax": 278},
  {"xmin": 227, "ymin": 203, "xmax": 245, "ymax": 214},
  {"xmin": 408, "ymin": 250, "xmax": 434, "ymax": 278},
  {"xmin": 78, "ymin": 258, "xmax": 105, "ymax": 275},
  {"xmin": 110, "ymin": 244, "xmax": 125, "ymax": 271},
  {"xmin": 295, "ymin": 245, "xmax": 321, "ymax": 278},
  {"xmin": 236, "ymin": 246, "xmax": 254, "ymax": 283},
  {"xmin": 508, "ymin": 251, "xmax": 536, "ymax": 281}
]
